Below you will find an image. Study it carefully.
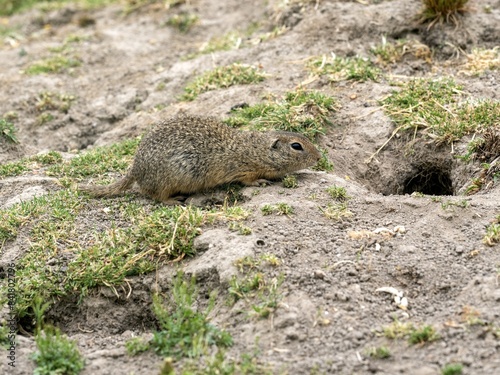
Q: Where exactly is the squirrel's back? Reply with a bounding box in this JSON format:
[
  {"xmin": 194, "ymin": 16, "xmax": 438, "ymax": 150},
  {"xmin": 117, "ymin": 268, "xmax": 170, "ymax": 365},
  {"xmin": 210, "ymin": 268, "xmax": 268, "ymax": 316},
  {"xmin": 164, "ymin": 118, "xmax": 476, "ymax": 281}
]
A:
[{"xmin": 79, "ymin": 114, "xmax": 322, "ymax": 202}]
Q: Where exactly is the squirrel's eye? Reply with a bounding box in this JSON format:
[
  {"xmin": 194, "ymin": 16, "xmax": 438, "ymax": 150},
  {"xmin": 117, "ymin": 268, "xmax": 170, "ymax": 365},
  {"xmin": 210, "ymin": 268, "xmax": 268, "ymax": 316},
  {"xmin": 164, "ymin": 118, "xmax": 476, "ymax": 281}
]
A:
[{"xmin": 291, "ymin": 142, "xmax": 303, "ymax": 151}]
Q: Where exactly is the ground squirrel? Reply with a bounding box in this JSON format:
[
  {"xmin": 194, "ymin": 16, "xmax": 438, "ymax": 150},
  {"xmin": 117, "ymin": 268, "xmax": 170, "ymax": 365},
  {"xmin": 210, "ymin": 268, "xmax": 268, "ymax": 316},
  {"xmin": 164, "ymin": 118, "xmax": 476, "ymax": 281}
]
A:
[{"xmin": 79, "ymin": 114, "xmax": 322, "ymax": 203}]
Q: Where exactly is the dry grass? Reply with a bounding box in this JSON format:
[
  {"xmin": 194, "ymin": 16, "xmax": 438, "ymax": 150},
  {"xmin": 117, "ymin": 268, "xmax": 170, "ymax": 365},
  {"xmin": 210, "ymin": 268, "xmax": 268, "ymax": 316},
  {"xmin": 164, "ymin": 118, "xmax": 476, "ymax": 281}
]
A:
[{"xmin": 460, "ymin": 47, "xmax": 500, "ymax": 76}]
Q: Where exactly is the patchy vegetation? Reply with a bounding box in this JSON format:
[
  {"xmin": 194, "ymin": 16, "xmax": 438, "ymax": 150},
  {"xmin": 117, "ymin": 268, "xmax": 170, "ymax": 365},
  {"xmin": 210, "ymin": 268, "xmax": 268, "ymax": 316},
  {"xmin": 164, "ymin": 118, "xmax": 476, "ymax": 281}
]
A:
[
  {"xmin": 0, "ymin": 0, "xmax": 499, "ymax": 374},
  {"xmin": 307, "ymin": 55, "xmax": 380, "ymax": 82},
  {"xmin": 181, "ymin": 63, "xmax": 267, "ymax": 101}
]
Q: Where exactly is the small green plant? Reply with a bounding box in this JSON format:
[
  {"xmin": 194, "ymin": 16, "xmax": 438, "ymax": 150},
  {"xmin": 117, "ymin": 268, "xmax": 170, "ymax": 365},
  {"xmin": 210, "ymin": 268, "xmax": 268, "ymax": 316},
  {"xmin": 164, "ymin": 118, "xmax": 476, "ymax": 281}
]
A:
[
  {"xmin": 260, "ymin": 203, "xmax": 293, "ymax": 216},
  {"xmin": 0, "ymin": 118, "xmax": 18, "ymax": 143},
  {"xmin": 234, "ymin": 254, "xmax": 280, "ymax": 272},
  {"xmin": 229, "ymin": 255, "xmax": 284, "ymax": 318},
  {"xmin": 326, "ymin": 185, "xmax": 350, "ymax": 201},
  {"xmin": 460, "ymin": 305, "xmax": 486, "ymax": 326},
  {"xmin": 371, "ymin": 37, "xmax": 432, "ymax": 66},
  {"xmin": 181, "ymin": 63, "xmax": 266, "ymax": 101},
  {"xmin": 229, "ymin": 273, "xmax": 284, "ymax": 319},
  {"xmin": 228, "ymin": 273, "xmax": 264, "ymax": 302},
  {"xmin": 31, "ymin": 151, "xmax": 63, "ymax": 165},
  {"xmin": 32, "ymin": 326, "xmax": 84, "ymax": 375},
  {"xmin": 367, "ymin": 346, "xmax": 391, "ymax": 359},
  {"xmin": 483, "ymin": 223, "xmax": 500, "ymax": 246},
  {"xmin": 441, "ymin": 363, "xmax": 463, "ymax": 375},
  {"xmin": 408, "ymin": 325, "xmax": 439, "ymax": 345},
  {"xmin": 275, "ymin": 202, "xmax": 293, "ymax": 215},
  {"xmin": 312, "ymin": 149, "xmax": 334, "ymax": 172},
  {"xmin": 166, "ymin": 13, "xmax": 199, "ymax": 33},
  {"xmin": 228, "ymin": 221, "xmax": 252, "ymax": 235},
  {"xmin": 125, "ymin": 337, "xmax": 150, "ymax": 356},
  {"xmin": 25, "ymin": 55, "xmax": 81, "ymax": 75},
  {"xmin": 440, "ymin": 199, "xmax": 469, "ymax": 209},
  {"xmin": 418, "ymin": 0, "xmax": 469, "ymax": 27},
  {"xmin": 37, "ymin": 113, "xmax": 54, "ymax": 126},
  {"xmin": 307, "ymin": 55, "xmax": 380, "ymax": 82},
  {"xmin": 319, "ymin": 202, "xmax": 352, "ymax": 221},
  {"xmin": 0, "ymin": 160, "xmax": 29, "ymax": 177},
  {"xmin": 151, "ymin": 273, "xmax": 232, "ymax": 358},
  {"xmin": 36, "ymin": 91, "xmax": 75, "ymax": 113},
  {"xmin": 282, "ymin": 174, "xmax": 298, "ymax": 188},
  {"xmin": 382, "ymin": 320, "xmax": 415, "ymax": 339}
]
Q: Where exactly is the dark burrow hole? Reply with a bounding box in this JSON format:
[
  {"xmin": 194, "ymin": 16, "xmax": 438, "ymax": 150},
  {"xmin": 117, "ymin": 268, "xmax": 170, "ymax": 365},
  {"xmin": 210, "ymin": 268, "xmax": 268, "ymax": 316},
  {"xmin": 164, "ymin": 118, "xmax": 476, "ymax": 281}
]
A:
[{"xmin": 402, "ymin": 162, "xmax": 454, "ymax": 195}]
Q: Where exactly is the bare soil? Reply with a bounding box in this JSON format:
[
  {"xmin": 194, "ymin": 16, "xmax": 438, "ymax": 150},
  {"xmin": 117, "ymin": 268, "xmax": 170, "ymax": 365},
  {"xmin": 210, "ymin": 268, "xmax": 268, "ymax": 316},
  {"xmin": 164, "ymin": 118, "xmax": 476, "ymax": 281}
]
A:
[{"xmin": 1, "ymin": 0, "xmax": 499, "ymax": 374}]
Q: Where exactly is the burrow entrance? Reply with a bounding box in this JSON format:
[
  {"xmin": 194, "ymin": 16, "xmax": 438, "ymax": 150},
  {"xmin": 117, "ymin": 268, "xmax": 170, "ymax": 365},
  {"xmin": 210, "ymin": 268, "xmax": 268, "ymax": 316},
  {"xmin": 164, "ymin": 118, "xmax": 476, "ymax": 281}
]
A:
[
  {"xmin": 359, "ymin": 143, "xmax": 463, "ymax": 196},
  {"xmin": 401, "ymin": 160, "xmax": 454, "ymax": 195}
]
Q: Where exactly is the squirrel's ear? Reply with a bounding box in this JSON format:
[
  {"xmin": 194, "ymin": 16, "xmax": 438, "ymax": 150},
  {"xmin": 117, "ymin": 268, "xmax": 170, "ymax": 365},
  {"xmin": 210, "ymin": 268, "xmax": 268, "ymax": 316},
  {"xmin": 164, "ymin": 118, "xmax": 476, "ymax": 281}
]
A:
[{"xmin": 270, "ymin": 138, "xmax": 280, "ymax": 149}]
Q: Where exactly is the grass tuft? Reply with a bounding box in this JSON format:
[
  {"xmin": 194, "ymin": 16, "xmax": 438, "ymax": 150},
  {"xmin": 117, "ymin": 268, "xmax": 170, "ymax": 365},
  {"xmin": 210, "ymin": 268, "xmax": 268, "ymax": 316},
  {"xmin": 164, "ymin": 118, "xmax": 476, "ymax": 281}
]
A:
[
  {"xmin": 225, "ymin": 89, "xmax": 337, "ymax": 141},
  {"xmin": 441, "ymin": 363, "xmax": 463, "ymax": 375},
  {"xmin": 32, "ymin": 326, "xmax": 84, "ymax": 375},
  {"xmin": 382, "ymin": 78, "xmax": 500, "ymax": 145},
  {"xmin": 25, "ymin": 55, "xmax": 81, "ymax": 75},
  {"xmin": 181, "ymin": 63, "xmax": 266, "ymax": 101},
  {"xmin": 151, "ymin": 273, "xmax": 232, "ymax": 358},
  {"xmin": 307, "ymin": 54, "xmax": 380, "ymax": 82},
  {"xmin": 367, "ymin": 346, "xmax": 391, "ymax": 359},
  {"xmin": 418, "ymin": 0, "xmax": 469, "ymax": 27},
  {"xmin": 166, "ymin": 13, "xmax": 199, "ymax": 33},
  {"xmin": 228, "ymin": 256, "xmax": 284, "ymax": 319},
  {"xmin": 0, "ymin": 118, "xmax": 18, "ymax": 144},
  {"xmin": 408, "ymin": 325, "xmax": 439, "ymax": 345}
]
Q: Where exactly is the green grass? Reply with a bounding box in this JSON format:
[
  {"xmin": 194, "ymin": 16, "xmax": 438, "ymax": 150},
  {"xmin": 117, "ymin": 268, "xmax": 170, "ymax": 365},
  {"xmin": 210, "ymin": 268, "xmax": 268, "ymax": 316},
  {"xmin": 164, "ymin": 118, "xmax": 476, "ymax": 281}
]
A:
[
  {"xmin": 381, "ymin": 320, "xmax": 439, "ymax": 345},
  {"xmin": 442, "ymin": 363, "xmax": 463, "ymax": 375},
  {"xmin": 326, "ymin": 185, "xmax": 350, "ymax": 201},
  {"xmin": 307, "ymin": 55, "xmax": 380, "ymax": 82},
  {"xmin": 282, "ymin": 174, "xmax": 298, "ymax": 188},
  {"xmin": 181, "ymin": 63, "xmax": 267, "ymax": 101},
  {"xmin": 371, "ymin": 37, "xmax": 432, "ymax": 66},
  {"xmin": 483, "ymin": 222, "xmax": 500, "ymax": 246},
  {"xmin": 319, "ymin": 202, "xmax": 352, "ymax": 221},
  {"xmin": 419, "ymin": 0, "xmax": 469, "ymax": 26},
  {"xmin": 225, "ymin": 89, "xmax": 337, "ymax": 141},
  {"xmin": 0, "ymin": 0, "xmax": 118, "ymax": 15},
  {"xmin": 166, "ymin": 13, "xmax": 199, "ymax": 33},
  {"xmin": 0, "ymin": 118, "xmax": 18, "ymax": 143},
  {"xmin": 0, "ymin": 146, "xmax": 112, "ymax": 179},
  {"xmin": 36, "ymin": 91, "xmax": 75, "ymax": 113},
  {"xmin": 32, "ymin": 326, "xmax": 84, "ymax": 375},
  {"xmin": 260, "ymin": 203, "xmax": 293, "ymax": 216},
  {"xmin": 408, "ymin": 325, "xmax": 439, "ymax": 345},
  {"xmin": 47, "ymin": 138, "xmax": 140, "ymax": 179},
  {"xmin": 0, "ymin": 151, "xmax": 64, "ymax": 178},
  {"xmin": 25, "ymin": 55, "xmax": 81, "ymax": 75},
  {"xmin": 228, "ymin": 256, "xmax": 284, "ymax": 319},
  {"xmin": 367, "ymin": 346, "xmax": 391, "ymax": 359},
  {"xmin": 0, "ymin": 186, "xmax": 208, "ymax": 317},
  {"xmin": 151, "ymin": 273, "xmax": 232, "ymax": 358},
  {"xmin": 381, "ymin": 77, "xmax": 500, "ymax": 145}
]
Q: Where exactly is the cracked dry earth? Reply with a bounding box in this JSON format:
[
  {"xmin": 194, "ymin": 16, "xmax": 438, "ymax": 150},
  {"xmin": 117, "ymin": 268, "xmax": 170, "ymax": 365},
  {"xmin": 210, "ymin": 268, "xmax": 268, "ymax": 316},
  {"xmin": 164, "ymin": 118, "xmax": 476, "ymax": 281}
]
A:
[{"xmin": 1, "ymin": 0, "xmax": 500, "ymax": 374}]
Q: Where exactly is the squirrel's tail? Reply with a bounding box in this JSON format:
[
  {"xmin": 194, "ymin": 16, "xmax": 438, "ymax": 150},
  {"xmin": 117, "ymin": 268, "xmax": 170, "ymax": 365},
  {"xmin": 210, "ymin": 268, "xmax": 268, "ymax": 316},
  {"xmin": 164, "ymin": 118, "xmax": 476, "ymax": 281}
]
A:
[{"xmin": 78, "ymin": 174, "xmax": 135, "ymax": 197}]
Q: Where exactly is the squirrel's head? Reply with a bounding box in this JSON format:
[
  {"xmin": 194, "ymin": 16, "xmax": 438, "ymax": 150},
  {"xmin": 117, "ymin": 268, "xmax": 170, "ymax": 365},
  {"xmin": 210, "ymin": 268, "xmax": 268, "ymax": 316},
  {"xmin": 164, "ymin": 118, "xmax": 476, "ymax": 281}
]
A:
[{"xmin": 267, "ymin": 132, "xmax": 322, "ymax": 173}]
